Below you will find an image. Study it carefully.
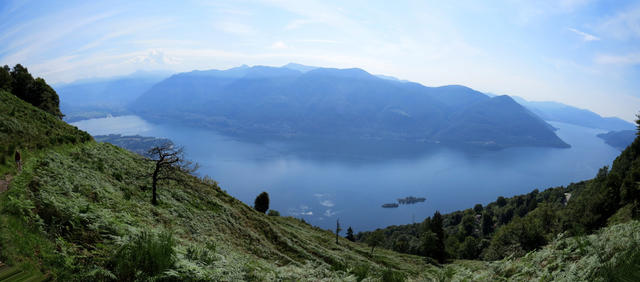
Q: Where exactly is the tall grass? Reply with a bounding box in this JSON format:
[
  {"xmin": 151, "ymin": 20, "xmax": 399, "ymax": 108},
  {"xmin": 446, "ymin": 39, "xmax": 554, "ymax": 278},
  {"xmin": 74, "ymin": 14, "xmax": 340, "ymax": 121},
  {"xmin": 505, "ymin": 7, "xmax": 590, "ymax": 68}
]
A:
[{"xmin": 112, "ymin": 231, "xmax": 176, "ymax": 281}]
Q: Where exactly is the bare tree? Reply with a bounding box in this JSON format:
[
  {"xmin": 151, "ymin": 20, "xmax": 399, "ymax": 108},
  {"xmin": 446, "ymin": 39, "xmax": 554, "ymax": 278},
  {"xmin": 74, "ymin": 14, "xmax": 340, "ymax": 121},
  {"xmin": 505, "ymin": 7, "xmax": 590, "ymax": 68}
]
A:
[{"xmin": 146, "ymin": 142, "xmax": 198, "ymax": 205}]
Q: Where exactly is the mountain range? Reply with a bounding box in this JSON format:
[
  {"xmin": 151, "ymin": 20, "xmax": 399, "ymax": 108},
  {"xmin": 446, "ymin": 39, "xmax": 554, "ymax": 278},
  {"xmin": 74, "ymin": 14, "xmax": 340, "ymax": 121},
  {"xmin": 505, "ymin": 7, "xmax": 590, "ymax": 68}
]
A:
[
  {"xmin": 2, "ymin": 75, "xmax": 639, "ymax": 281},
  {"xmin": 129, "ymin": 64, "xmax": 568, "ymax": 149},
  {"xmin": 54, "ymin": 63, "xmax": 634, "ymax": 150},
  {"xmin": 511, "ymin": 96, "xmax": 634, "ymax": 131},
  {"xmin": 56, "ymin": 71, "xmax": 169, "ymax": 122}
]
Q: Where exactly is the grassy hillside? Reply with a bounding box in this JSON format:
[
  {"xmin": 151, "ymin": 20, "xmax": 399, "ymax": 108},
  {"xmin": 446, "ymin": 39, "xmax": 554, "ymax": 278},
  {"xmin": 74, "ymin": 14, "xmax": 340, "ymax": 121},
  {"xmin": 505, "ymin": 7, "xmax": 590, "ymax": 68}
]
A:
[
  {"xmin": 0, "ymin": 90, "xmax": 91, "ymax": 174},
  {"xmin": 1, "ymin": 88, "xmax": 638, "ymax": 281},
  {"xmin": 0, "ymin": 89, "xmax": 433, "ymax": 280}
]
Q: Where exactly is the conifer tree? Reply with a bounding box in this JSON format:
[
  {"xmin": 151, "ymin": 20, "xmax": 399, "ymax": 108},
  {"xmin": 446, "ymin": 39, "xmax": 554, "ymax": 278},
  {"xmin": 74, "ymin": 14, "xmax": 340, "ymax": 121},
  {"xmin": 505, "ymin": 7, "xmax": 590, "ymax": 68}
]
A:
[
  {"xmin": 430, "ymin": 211, "xmax": 446, "ymax": 263},
  {"xmin": 254, "ymin": 192, "xmax": 270, "ymax": 213},
  {"xmin": 346, "ymin": 226, "xmax": 355, "ymax": 242}
]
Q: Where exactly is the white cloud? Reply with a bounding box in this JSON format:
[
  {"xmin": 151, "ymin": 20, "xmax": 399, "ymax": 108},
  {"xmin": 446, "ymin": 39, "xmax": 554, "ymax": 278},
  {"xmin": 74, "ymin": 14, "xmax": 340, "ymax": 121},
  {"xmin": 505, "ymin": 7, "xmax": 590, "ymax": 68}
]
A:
[
  {"xmin": 568, "ymin": 27, "xmax": 600, "ymax": 41},
  {"xmin": 595, "ymin": 52, "xmax": 640, "ymax": 65},
  {"xmin": 128, "ymin": 49, "xmax": 180, "ymax": 65},
  {"xmin": 271, "ymin": 41, "xmax": 287, "ymax": 49}
]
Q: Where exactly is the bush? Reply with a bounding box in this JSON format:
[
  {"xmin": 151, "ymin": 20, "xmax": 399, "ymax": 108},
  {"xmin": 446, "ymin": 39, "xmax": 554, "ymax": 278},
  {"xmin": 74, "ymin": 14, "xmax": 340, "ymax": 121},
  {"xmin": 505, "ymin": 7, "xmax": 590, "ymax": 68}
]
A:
[
  {"xmin": 381, "ymin": 268, "xmax": 407, "ymax": 282},
  {"xmin": 351, "ymin": 263, "xmax": 370, "ymax": 281},
  {"xmin": 254, "ymin": 192, "xmax": 269, "ymax": 213},
  {"xmin": 267, "ymin": 210, "xmax": 280, "ymax": 216},
  {"xmin": 112, "ymin": 231, "xmax": 176, "ymax": 281}
]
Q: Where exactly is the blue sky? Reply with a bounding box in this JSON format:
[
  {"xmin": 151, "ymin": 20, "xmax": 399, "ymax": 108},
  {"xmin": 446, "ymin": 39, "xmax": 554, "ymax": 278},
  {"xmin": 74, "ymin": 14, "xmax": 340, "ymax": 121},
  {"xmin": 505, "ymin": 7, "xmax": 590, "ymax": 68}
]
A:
[{"xmin": 1, "ymin": 0, "xmax": 639, "ymax": 120}]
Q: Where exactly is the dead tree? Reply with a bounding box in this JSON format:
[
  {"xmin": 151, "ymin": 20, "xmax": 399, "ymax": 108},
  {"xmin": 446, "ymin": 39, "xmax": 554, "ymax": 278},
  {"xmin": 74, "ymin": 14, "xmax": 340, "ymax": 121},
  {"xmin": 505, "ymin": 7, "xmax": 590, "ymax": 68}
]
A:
[{"xmin": 146, "ymin": 142, "xmax": 198, "ymax": 205}]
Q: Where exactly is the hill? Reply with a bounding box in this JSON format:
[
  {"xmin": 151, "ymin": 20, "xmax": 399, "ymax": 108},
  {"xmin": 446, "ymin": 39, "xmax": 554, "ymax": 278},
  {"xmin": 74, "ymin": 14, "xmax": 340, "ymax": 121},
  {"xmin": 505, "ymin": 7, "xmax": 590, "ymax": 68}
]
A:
[
  {"xmin": 0, "ymin": 89, "xmax": 432, "ymax": 281},
  {"xmin": 55, "ymin": 71, "xmax": 169, "ymax": 122},
  {"xmin": 357, "ymin": 120, "xmax": 640, "ymax": 278},
  {"xmin": 1, "ymin": 73, "xmax": 638, "ymax": 281},
  {"xmin": 512, "ymin": 96, "xmax": 634, "ymax": 131},
  {"xmin": 131, "ymin": 65, "xmax": 568, "ymax": 149},
  {"xmin": 597, "ymin": 130, "xmax": 636, "ymax": 151}
]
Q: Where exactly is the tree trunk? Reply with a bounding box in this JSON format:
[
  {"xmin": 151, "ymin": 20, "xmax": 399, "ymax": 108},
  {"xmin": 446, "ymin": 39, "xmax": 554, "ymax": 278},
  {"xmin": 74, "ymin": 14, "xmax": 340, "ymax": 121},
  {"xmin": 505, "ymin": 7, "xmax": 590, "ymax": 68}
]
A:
[
  {"xmin": 370, "ymin": 246, "xmax": 375, "ymax": 257},
  {"xmin": 152, "ymin": 165, "xmax": 159, "ymax": 205}
]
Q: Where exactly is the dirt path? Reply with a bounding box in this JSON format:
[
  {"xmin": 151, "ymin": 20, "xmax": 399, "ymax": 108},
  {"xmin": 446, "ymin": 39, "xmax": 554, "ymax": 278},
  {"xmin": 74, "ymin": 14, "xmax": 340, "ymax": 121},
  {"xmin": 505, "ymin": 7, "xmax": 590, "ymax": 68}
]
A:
[{"xmin": 0, "ymin": 174, "xmax": 12, "ymax": 193}]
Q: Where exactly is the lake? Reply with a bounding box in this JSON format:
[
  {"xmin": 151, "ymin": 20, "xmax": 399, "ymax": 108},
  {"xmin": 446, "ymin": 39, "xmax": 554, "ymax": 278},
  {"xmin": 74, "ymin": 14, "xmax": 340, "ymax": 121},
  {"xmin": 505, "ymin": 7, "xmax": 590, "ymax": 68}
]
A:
[{"xmin": 72, "ymin": 115, "xmax": 620, "ymax": 232}]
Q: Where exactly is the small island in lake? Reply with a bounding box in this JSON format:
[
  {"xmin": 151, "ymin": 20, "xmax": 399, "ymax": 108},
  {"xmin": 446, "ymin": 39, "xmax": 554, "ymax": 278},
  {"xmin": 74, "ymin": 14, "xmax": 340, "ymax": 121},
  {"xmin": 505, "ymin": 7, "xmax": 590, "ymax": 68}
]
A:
[
  {"xmin": 382, "ymin": 203, "xmax": 399, "ymax": 208},
  {"xmin": 398, "ymin": 196, "xmax": 426, "ymax": 205}
]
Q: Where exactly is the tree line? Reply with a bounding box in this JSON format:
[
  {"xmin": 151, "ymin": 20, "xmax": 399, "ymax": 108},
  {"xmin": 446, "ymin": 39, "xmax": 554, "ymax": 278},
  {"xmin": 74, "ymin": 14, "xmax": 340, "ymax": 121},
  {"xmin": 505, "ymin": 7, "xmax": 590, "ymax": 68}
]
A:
[
  {"xmin": 356, "ymin": 125, "xmax": 640, "ymax": 262},
  {"xmin": 1, "ymin": 64, "xmax": 63, "ymax": 119}
]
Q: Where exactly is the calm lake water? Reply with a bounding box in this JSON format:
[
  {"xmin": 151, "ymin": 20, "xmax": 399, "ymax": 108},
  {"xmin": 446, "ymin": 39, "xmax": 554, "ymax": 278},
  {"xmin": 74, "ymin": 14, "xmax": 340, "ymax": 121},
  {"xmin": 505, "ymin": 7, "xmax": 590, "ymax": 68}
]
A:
[{"xmin": 72, "ymin": 115, "xmax": 620, "ymax": 232}]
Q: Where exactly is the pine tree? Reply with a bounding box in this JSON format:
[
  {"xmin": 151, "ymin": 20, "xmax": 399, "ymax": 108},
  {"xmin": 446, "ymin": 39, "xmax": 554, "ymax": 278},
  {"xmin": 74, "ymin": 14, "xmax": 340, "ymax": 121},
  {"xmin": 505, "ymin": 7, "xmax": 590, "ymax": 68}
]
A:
[
  {"xmin": 430, "ymin": 211, "xmax": 446, "ymax": 263},
  {"xmin": 345, "ymin": 226, "xmax": 355, "ymax": 242},
  {"xmin": 254, "ymin": 192, "xmax": 269, "ymax": 213},
  {"xmin": 482, "ymin": 212, "xmax": 494, "ymax": 236}
]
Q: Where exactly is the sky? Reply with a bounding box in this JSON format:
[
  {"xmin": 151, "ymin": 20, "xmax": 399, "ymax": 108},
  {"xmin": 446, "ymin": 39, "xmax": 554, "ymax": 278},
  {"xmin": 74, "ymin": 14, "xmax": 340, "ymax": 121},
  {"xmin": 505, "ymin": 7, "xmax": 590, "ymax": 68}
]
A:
[{"xmin": 1, "ymin": 0, "xmax": 639, "ymax": 121}]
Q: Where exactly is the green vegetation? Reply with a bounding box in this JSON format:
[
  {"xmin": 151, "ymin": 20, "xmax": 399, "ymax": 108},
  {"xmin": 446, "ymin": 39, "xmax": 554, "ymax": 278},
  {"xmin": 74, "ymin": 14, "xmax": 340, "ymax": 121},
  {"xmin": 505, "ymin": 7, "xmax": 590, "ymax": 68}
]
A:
[
  {"xmin": 0, "ymin": 64, "xmax": 63, "ymax": 119},
  {"xmin": 1, "ymin": 69, "xmax": 639, "ymax": 280},
  {"xmin": 0, "ymin": 90, "xmax": 91, "ymax": 175},
  {"xmin": 358, "ymin": 115, "xmax": 640, "ymax": 268},
  {"xmin": 0, "ymin": 88, "xmax": 433, "ymax": 280},
  {"xmin": 254, "ymin": 191, "xmax": 270, "ymax": 214}
]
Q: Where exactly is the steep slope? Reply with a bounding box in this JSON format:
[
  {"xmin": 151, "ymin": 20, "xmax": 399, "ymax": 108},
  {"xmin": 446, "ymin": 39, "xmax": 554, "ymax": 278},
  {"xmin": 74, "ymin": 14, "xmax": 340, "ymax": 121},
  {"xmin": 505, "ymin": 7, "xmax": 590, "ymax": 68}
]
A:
[
  {"xmin": 132, "ymin": 65, "xmax": 566, "ymax": 149},
  {"xmin": 597, "ymin": 130, "xmax": 636, "ymax": 151},
  {"xmin": 434, "ymin": 95, "xmax": 569, "ymax": 148},
  {"xmin": 0, "ymin": 89, "xmax": 432, "ymax": 281},
  {"xmin": 0, "ymin": 90, "xmax": 92, "ymax": 173}
]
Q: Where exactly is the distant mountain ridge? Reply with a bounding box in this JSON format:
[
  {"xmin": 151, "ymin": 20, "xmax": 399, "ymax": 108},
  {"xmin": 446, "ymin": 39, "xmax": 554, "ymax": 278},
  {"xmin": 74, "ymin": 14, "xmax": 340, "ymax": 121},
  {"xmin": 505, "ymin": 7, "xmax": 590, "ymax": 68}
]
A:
[
  {"xmin": 597, "ymin": 130, "xmax": 636, "ymax": 151},
  {"xmin": 55, "ymin": 71, "xmax": 170, "ymax": 122},
  {"xmin": 131, "ymin": 64, "xmax": 569, "ymax": 149},
  {"xmin": 512, "ymin": 96, "xmax": 634, "ymax": 131}
]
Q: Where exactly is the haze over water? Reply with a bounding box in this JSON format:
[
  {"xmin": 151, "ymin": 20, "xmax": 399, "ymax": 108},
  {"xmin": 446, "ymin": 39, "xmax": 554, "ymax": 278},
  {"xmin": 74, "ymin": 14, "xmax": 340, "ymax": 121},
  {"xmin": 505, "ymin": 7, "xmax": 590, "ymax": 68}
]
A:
[{"xmin": 73, "ymin": 115, "xmax": 620, "ymax": 231}]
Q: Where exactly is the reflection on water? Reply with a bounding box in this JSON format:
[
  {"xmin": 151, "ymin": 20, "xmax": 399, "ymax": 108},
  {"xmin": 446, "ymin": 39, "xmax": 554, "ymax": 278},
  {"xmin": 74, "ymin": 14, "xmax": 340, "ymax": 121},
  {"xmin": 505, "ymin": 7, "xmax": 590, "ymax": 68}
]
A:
[{"xmin": 72, "ymin": 116, "xmax": 620, "ymax": 231}]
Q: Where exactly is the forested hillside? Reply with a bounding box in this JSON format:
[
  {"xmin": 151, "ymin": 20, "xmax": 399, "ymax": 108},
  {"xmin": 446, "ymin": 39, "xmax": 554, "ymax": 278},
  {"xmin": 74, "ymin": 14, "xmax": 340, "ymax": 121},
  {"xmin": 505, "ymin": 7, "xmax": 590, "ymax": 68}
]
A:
[{"xmin": 358, "ymin": 122, "xmax": 640, "ymax": 271}]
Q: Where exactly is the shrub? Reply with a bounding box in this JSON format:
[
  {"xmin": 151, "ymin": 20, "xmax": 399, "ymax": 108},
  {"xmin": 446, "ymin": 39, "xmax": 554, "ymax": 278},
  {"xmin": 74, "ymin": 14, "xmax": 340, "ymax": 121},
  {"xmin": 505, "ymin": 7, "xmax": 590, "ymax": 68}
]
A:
[
  {"xmin": 381, "ymin": 268, "xmax": 407, "ymax": 282},
  {"xmin": 112, "ymin": 231, "xmax": 176, "ymax": 280},
  {"xmin": 267, "ymin": 210, "xmax": 280, "ymax": 216},
  {"xmin": 351, "ymin": 263, "xmax": 370, "ymax": 281},
  {"xmin": 254, "ymin": 192, "xmax": 269, "ymax": 213}
]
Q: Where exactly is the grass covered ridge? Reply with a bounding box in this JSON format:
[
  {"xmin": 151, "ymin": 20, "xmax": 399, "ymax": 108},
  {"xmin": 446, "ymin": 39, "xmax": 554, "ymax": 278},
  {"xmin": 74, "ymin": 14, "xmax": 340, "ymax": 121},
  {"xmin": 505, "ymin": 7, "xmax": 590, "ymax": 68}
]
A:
[
  {"xmin": 0, "ymin": 141, "xmax": 434, "ymax": 280},
  {"xmin": 0, "ymin": 90, "xmax": 91, "ymax": 174}
]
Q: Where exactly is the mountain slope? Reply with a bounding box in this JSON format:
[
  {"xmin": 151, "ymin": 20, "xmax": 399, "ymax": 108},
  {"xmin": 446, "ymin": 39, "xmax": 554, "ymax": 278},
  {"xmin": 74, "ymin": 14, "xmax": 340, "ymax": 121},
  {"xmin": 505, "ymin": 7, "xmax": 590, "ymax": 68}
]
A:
[
  {"xmin": 1, "ymin": 76, "xmax": 638, "ymax": 281},
  {"xmin": 0, "ymin": 89, "xmax": 432, "ymax": 280},
  {"xmin": 435, "ymin": 95, "xmax": 568, "ymax": 148},
  {"xmin": 597, "ymin": 130, "xmax": 636, "ymax": 151},
  {"xmin": 55, "ymin": 72, "xmax": 169, "ymax": 122},
  {"xmin": 513, "ymin": 97, "xmax": 634, "ymax": 131},
  {"xmin": 131, "ymin": 65, "xmax": 567, "ymax": 149}
]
